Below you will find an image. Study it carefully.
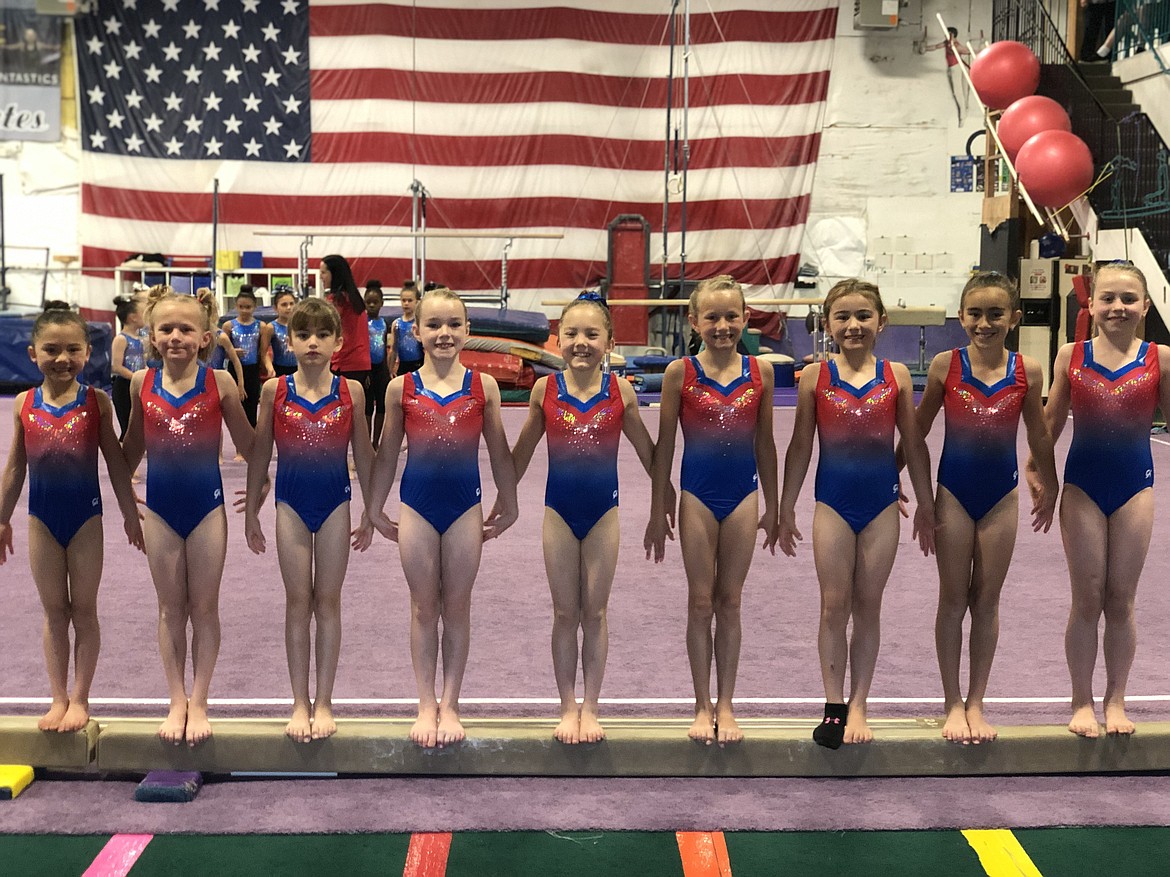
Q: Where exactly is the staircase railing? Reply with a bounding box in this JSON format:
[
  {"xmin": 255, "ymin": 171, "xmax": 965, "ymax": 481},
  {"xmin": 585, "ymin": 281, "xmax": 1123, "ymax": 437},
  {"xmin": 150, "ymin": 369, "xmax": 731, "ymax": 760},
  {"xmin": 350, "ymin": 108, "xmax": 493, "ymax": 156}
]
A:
[
  {"xmin": 1112, "ymin": 0, "xmax": 1169, "ymax": 68},
  {"xmin": 993, "ymin": 0, "xmax": 1170, "ymax": 284}
]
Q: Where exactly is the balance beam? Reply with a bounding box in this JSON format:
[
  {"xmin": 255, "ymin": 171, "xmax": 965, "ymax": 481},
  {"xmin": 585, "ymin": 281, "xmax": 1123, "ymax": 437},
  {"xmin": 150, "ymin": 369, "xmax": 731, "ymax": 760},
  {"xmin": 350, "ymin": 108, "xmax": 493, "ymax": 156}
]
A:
[
  {"xmin": 0, "ymin": 716, "xmax": 98, "ymax": 769},
  {"xmin": 90, "ymin": 718, "xmax": 1170, "ymax": 778}
]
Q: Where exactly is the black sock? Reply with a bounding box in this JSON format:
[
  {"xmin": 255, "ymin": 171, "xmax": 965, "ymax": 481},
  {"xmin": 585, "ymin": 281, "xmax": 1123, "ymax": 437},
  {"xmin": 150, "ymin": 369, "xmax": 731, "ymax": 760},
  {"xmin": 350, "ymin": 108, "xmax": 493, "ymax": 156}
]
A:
[{"xmin": 813, "ymin": 702, "xmax": 848, "ymax": 750}]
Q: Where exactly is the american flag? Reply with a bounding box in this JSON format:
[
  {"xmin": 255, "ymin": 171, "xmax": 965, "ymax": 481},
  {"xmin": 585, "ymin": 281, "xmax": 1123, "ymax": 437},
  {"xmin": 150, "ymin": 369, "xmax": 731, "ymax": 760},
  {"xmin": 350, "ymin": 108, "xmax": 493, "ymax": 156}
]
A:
[{"xmin": 76, "ymin": 0, "xmax": 837, "ymax": 314}]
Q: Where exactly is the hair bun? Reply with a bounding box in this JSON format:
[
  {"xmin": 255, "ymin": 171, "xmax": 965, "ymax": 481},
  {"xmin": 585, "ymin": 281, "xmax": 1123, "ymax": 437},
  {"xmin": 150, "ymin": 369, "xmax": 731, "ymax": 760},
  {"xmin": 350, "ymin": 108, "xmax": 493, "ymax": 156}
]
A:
[{"xmin": 43, "ymin": 300, "xmax": 72, "ymax": 312}]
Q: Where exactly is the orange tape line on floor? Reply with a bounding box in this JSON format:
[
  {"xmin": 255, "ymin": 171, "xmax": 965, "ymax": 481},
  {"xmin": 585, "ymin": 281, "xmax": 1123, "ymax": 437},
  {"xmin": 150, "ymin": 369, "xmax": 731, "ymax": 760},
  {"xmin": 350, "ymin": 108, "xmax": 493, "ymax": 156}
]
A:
[
  {"xmin": 403, "ymin": 832, "xmax": 452, "ymax": 877},
  {"xmin": 676, "ymin": 831, "xmax": 733, "ymax": 877},
  {"xmin": 82, "ymin": 834, "xmax": 153, "ymax": 877}
]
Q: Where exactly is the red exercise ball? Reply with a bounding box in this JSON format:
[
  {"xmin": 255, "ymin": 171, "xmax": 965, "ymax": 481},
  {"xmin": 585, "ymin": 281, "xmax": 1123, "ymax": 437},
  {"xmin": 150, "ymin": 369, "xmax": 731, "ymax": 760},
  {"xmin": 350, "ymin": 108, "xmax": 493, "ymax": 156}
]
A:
[
  {"xmin": 997, "ymin": 95, "xmax": 1071, "ymax": 161},
  {"xmin": 970, "ymin": 41, "xmax": 1041, "ymax": 110},
  {"xmin": 1015, "ymin": 130, "xmax": 1095, "ymax": 209}
]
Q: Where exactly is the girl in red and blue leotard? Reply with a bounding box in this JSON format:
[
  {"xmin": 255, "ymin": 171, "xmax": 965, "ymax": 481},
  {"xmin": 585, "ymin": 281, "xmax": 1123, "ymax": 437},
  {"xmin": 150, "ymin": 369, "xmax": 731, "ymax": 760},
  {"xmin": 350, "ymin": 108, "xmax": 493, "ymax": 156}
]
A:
[
  {"xmin": 1031, "ymin": 261, "xmax": 1170, "ymax": 739},
  {"xmin": 245, "ymin": 297, "xmax": 374, "ymax": 743},
  {"xmin": 648, "ymin": 276, "xmax": 779, "ymax": 746},
  {"xmin": 913, "ymin": 272, "xmax": 1057, "ymax": 745},
  {"xmin": 779, "ymin": 279, "xmax": 935, "ymax": 750},
  {"xmin": 366, "ymin": 287, "xmax": 518, "ymax": 750},
  {"xmin": 510, "ymin": 293, "xmax": 661, "ymax": 744},
  {"xmin": 122, "ymin": 286, "xmax": 256, "ymax": 749},
  {"xmin": 0, "ymin": 304, "xmax": 142, "ymax": 734}
]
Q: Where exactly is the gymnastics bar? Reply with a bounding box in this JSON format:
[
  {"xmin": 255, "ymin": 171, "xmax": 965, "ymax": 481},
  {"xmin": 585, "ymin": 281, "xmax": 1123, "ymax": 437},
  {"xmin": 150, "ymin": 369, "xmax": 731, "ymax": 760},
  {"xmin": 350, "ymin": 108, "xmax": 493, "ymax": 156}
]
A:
[
  {"xmin": 0, "ymin": 716, "xmax": 98, "ymax": 769},
  {"xmin": 92, "ymin": 718, "xmax": 1170, "ymax": 778}
]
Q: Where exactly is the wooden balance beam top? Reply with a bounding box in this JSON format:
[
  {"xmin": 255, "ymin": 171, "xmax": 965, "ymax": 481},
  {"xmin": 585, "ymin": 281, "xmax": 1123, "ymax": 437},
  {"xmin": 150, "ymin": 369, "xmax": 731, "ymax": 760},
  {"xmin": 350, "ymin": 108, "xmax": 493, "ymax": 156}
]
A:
[
  {"xmin": 4, "ymin": 716, "xmax": 1170, "ymax": 777},
  {"xmin": 884, "ymin": 305, "xmax": 948, "ymax": 326}
]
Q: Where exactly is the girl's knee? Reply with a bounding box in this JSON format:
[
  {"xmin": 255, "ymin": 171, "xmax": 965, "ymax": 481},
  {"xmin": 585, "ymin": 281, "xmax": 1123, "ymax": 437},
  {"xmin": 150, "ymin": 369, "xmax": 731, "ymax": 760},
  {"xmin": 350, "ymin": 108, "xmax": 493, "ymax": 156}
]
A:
[
  {"xmin": 687, "ymin": 592, "xmax": 715, "ymax": 625},
  {"xmin": 186, "ymin": 597, "xmax": 220, "ymax": 626},
  {"xmin": 69, "ymin": 603, "xmax": 100, "ymax": 634},
  {"xmin": 819, "ymin": 593, "xmax": 852, "ymax": 629},
  {"xmin": 580, "ymin": 605, "xmax": 607, "ymax": 636},
  {"xmin": 1070, "ymin": 591, "xmax": 1105, "ymax": 622},
  {"xmin": 552, "ymin": 604, "xmax": 582, "ymax": 630},
  {"xmin": 713, "ymin": 591, "xmax": 742, "ymax": 619},
  {"xmin": 43, "ymin": 605, "xmax": 72, "ymax": 632},
  {"xmin": 1103, "ymin": 591, "xmax": 1136, "ymax": 624},
  {"xmin": 412, "ymin": 597, "xmax": 442, "ymax": 627},
  {"xmin": 313, "ymin": 591, "xmax": 342, "ymax": 622}
]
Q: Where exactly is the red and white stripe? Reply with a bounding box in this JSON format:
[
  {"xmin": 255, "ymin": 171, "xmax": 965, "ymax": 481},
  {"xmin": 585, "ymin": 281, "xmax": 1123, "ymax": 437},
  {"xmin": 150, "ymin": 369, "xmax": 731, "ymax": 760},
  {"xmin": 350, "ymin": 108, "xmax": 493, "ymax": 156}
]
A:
[{"xmin": 80, "ymin": 0, "xmax": 836, "ymax": 314}]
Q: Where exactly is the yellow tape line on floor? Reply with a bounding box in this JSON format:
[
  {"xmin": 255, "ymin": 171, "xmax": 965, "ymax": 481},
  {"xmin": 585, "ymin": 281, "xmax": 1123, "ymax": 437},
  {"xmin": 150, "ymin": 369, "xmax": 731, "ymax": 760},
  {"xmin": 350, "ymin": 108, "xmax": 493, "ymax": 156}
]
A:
[{"xmin": 962, "ymin": 829, "xmax": 1043, "ymax": 877}]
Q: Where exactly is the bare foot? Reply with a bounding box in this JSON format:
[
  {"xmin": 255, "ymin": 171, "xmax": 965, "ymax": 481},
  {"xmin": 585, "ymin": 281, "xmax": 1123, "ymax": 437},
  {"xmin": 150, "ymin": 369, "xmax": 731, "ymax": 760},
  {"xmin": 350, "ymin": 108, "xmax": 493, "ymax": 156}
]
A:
[
  {"xmin": 965, "ymin": 704, "xmax": 997, "ymax": 743},
  {"xmin": 437, "ymin": 705, "xmax": 465, "ymax": 747},
  {"xmin": 688, "ymin": 704, "xmax": 715, "ymax": 745},
  {"xmin": 578, "ymin": 708, "xmax": 605, "ymax": 744},
  {"xmin": 38, "ymin": 700, "xmax": 69, "ymax": 732},
  {"xmin": 843, "ymin": 703, "xmax": 873, "ymax": 745},
  {"xmin": 285, "ymin": 703, "xmax": 313, "ymax": 743},
  {"xmin": 410, "ymin": 703, "xmax": 439, "ymax": 748},
  {"xmin": 941, "ymin": 702, "xmax": 971, "ymax": 744},
  {"xmin": 1104, "ymin": 701, "xmax": 1135, "ymax": 735},
  {"xmin": 185, "ymin": 702, "xmax": 212, "ymax": 747},
  {"xmin": 158, "ymin": 702, "xmax": 187, "ymax": 745},
  {"xmin": 59, "ymin": 701, "xmax": 91, "ymax": 733},
  {"xmin": 311, "ymin": 702, "xmax": 337, "ymax": 740},
  {"xmin": 553, "ymin": 707, "xmax": 580, "ymax": 744},
  {"xmin": 1068, "ymin": 703, "xmax": 1100, "ymax": 738},
  {"xmin": 714, "ymin": 706, "xmax": 743, "ymax": 745}
]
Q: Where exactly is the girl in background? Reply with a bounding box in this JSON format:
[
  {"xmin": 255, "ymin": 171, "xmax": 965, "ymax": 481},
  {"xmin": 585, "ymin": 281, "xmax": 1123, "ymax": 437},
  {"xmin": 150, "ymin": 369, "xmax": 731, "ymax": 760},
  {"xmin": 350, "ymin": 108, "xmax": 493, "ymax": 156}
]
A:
[{"xmin": 111, "ymin": 294, "xmax": 146, "ymax": 439}]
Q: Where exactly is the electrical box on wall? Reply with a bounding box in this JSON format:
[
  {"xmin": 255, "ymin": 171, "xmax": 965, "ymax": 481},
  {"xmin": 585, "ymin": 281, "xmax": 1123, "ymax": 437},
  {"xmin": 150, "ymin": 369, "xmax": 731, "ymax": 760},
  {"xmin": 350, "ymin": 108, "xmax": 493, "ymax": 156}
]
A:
[{"xmin": 854, "ymin": 0, "xmax": 900, "ymax": 29}]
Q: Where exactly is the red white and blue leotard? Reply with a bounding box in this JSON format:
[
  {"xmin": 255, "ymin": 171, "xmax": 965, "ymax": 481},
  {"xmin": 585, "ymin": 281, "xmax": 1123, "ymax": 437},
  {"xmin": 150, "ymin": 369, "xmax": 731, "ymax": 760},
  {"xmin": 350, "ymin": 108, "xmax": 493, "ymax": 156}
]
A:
[
  {"xmin": 937, "ymin": 348, "xmax": 1028, "ymax": 521},
  {"xmin": 22, "ymin": 385, "xmax": 102, "ymax": 548},
  {"xmin": 814, "ymin": 358, "xmax": 900, "ymax": 534},
  {"xmin": 141, "ymin": 365, "xmax": 224, "ymax": 538},
  {"xmin": 543, "ymin": 371, "xmax": 624, "ymax": 540},
  {"xmin": 274, "ymin": 374, "xmax": 353, "ymax": 533},
  {"xmin": 679, "ymin": 355, "xmax": 762, "ymax": 521},
  {"xmin": 1064, "ymin": 340, "xmax": 1159, "ymax": 516},
  {"xmin": 400, "ymin": 369, "xmax": 485, "ymax": 534}
]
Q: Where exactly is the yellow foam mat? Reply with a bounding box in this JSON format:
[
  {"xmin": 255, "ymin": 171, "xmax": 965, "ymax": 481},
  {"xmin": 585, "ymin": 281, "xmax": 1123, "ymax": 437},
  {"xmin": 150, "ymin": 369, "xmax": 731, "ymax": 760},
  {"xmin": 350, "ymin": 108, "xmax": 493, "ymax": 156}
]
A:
[{"xmin": 0, "ymin": 765, "xmax": 35, "ymax": 800}]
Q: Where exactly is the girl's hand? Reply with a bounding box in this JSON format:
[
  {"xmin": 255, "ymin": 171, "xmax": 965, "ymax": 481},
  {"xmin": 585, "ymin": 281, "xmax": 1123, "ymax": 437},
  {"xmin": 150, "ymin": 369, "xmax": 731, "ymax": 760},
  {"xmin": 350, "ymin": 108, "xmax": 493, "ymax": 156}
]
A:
[
  {"xmin": 237, "ymin": 380, "xmax": 247, "ymax": 402},
  {"xmin": 643, "ymin": 513, "xmax": 673, "ymax": 562},
  {"xmin": 123, "ymin": 515, "xmax": 145, "ymax": 553},
  {"xmin": 1030, "ymin": 478, "xmax": 1058, "ymax": 533},
  {"xmin": 244, "ymin": 514, "xmax": 266, "ymax": 554},
  {"xmin": 777, "ymin": 508, "xmax": 803, "ymax": 557},
  {"xmin": 759, "ymin": 506, "xmax": 779, "ymax": 555},
  {"xmin": 912, "ymin": 502, "xmax": 937, "ymax": 556},
  {"xmin": 1022, "ymin": 455, "xmax": 1045, "ymax": 505},
  {"xmin": 351, "ymin": 512, "xmax": 374, "ymax": 551},
  {"xmin": 370, "ymin": 510, "xmax": 398, "ymax": 542},
  {"xmin": 0, "ymin": 522, "xmax": 13, "ymax": 564},
  {"xmin": 483, "ymin": 501, "xmax": 517, "ymax": 541},
  {"xmin": 896, "ymin": 479, "xmax": 910, "ymax": 518}
]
